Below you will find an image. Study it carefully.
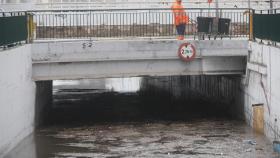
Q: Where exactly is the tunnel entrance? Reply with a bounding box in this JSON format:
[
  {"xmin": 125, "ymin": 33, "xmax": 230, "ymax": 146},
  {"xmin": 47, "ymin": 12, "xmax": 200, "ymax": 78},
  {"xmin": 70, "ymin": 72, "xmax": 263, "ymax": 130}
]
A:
[
  {"xmin": 5, "ymin": 76, "xmax": 277, "ymax": 158},
  {"xmin": 47, "ymin": 76, "xmax": 242, "ymax": 125}
]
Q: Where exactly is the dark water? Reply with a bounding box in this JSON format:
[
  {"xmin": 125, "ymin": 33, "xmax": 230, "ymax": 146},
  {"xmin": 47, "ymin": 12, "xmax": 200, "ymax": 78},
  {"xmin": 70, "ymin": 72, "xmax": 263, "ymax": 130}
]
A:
[{"xmin": 4, "ymin": 79, "xmax": 279, "ymax": 158}]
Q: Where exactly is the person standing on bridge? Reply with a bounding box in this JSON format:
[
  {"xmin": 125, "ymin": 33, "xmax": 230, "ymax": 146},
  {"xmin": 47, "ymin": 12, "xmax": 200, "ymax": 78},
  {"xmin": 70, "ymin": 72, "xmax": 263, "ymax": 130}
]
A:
[{"xmin": 171, "ymin": 0, "xmax": 189, "ymax": 40}]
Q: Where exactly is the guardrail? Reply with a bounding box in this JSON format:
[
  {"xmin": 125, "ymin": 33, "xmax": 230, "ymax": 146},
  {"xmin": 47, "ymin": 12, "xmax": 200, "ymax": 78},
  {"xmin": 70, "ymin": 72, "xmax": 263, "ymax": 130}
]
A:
[
  {"xmin": 30, "ymin": 8, "xmax": 250, "ymax": 39},
  {"xmin": 253, "ymin": 8, "xmax": 280, "ymax": 43},
  {"xmin": 0, "ymin": 12, "xmax": 29, "ymax": 48}
]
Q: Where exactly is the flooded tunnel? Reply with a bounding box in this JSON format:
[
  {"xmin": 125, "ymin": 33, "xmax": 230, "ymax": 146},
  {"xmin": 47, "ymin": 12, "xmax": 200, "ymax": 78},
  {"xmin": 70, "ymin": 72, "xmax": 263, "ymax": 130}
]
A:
[
  {"xmin": 48, "ymin": 75, "xmax": 242, "ymax": 125},
  {"xmin": 5, "ymin": 75, "xmax": 277, "ymax": 158}
]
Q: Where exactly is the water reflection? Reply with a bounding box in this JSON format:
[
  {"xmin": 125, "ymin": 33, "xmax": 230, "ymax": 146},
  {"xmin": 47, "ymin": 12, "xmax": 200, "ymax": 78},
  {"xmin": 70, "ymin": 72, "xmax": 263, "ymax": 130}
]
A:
[
  {"xmin": 53, "ymin": 79, "xmax": 106, "ymax": 90},
  {"xmin": 105, "ymin": 77, "xmax": 141, "ymax": 92},
  {"xmin": 54, "ymin": 77, "xmax": 141, "ymax": 93}
]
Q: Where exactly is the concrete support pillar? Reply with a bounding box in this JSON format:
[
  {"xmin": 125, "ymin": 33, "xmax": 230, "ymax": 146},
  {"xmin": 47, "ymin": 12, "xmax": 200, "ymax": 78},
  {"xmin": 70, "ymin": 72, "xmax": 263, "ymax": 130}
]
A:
[{"xmin": 35, "ymin": 81, "xmax": 53, "ymax": 126}]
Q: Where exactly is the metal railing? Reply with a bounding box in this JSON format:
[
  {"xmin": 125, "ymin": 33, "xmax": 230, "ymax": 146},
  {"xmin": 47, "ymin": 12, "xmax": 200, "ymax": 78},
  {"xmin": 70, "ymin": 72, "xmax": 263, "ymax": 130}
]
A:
[
  {"xmin": 30, "ymin": 8, "xmax": 250, "ymax": 40},
  {"xmin": 256, "ymin": 7, "xmax": 280, "ymax": 14}
]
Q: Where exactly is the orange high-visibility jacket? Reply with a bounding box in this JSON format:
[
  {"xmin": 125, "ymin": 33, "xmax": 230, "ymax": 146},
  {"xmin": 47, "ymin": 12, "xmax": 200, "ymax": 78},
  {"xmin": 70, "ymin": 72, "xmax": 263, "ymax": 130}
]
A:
[{"xmin": 171, "ymin": 3, "xmax": 189, "ymax": 26}]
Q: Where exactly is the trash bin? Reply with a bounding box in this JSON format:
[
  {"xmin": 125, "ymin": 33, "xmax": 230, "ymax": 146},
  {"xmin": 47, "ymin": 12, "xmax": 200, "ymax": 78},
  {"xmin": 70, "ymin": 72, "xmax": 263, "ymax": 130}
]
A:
[
  {"xmin": 212, "ymin": 17, "xmax": 219, "ymax": 34},
  {"xmin": 218, "ymin": 18, "xmax": 231, "ymax": 35},
  {"xmin": 197, "ymin": 17, "xmax": 230, "ymax": 39},
  {"xmin": 197, "ymin": 17, "xmax": 213, "ymax": 33}
]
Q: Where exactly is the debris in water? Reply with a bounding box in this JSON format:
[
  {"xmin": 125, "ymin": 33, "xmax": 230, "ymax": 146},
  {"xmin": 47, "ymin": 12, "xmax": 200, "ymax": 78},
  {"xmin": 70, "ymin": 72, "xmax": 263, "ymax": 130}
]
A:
[
  {"xmin": 255, "ymin": 147, "xmax": 263, "ymax": 151},
  {"xmin": 193, "ymin": 139, "xmax": 208, "ymax": 145},
  {"xmin": 243, "ymin": 140, "xmax": 257, "ymax": 145},
  {"xmin": 201, "ymin": 134, "xmax": 230, "ymax": 138}
]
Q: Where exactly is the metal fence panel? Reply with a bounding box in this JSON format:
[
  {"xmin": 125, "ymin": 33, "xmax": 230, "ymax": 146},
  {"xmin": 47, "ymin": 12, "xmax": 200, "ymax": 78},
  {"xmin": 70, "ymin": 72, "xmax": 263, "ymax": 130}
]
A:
[
  {"xmin": 0, "ymin": 15, "xmax": 28, "ymax": 46},
  {"xmin": 253, "ymin": 13, "xmax": 280, "ymax": 42},
  {"xmin": 32, "ymin": 8, "xmax": 249, "ymax": 39}
]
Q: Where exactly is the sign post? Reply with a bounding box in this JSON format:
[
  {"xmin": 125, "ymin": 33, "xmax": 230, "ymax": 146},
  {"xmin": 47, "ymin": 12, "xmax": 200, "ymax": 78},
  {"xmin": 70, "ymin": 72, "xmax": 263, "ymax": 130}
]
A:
[{"xmin": 208, "ymin": 0, "xmax": 212, "ymax": 16}]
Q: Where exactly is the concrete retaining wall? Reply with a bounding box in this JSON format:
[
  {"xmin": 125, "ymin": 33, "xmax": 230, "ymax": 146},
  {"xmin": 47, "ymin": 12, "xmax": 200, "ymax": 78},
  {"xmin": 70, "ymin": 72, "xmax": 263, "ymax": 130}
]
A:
[
  {"xmin": 243, "ymin": 42, "xmax": 280, "ymax": 141},
  {"xmin": 0, "ymin": 45, "xmax": 36, "ymax": 156},
  {"xmin": 0, "ymin": 46, "xmax": 53, "ymax": 157}
]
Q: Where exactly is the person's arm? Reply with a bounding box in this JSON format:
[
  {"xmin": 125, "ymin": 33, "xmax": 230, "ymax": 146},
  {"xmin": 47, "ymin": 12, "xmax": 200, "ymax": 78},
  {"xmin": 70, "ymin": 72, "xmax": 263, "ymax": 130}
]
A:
[{"xmin": 182, "ymin": 10, "xmax": 189, "ymax": 24}]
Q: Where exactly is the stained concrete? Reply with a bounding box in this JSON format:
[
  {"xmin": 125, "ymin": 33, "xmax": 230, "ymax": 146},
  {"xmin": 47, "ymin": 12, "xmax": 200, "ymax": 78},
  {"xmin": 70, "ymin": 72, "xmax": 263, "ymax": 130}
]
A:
[
  {"xmin": 242, "ymin": 42, "xmax": 280, "ymax": 142},
  {"xmin": 140, "ymin": 75, "xmax": 243, "ymax": 119},
  {"xmin": 35, "ymin": 81, "xmax": 53, "ymax": 126}
]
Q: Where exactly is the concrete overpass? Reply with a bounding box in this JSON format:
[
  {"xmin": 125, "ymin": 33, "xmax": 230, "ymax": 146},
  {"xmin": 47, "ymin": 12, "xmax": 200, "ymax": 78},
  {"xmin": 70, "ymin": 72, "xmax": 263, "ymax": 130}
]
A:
[{"xmin": 32, "ymin": 39, "xmax": 248, "ymax": 81}]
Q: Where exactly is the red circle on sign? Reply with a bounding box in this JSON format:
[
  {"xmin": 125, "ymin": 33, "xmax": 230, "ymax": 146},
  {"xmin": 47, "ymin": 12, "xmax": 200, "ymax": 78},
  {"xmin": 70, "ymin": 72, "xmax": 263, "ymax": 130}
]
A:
[{"xmin": 178, "ymin": 43, "xmax": 196, "ymax": 62}]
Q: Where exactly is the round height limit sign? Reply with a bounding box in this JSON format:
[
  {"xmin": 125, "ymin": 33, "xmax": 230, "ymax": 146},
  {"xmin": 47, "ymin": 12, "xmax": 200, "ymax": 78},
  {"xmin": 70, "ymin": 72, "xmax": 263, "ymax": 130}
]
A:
[{"xmin": 178, "ymin": 43, "xmax": 196, "ymax": 62}]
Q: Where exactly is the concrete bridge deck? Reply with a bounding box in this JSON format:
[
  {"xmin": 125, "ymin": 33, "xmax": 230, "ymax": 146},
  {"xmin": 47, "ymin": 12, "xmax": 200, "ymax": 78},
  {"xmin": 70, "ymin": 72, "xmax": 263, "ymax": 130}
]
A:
[{"xmin": 32, "ymin": 39, "xmax": 248, "ymax": 81}]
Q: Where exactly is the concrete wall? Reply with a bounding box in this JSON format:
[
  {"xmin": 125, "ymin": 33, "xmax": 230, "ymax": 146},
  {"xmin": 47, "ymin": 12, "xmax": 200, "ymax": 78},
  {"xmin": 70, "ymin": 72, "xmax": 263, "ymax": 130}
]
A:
[
  {"xmin": 32, "ymin": 40, "xmax": 247, "ymax": 80},
  {"xmin": 0, "ymin": 46, "xmax": 53, "ymax": 157},
  {"xmin": 243, "ymin": 42, "xmax": 280, "ymax": 141},
  {"xmin": 0, "ymin": 45, "xmax": 35, "ymax": 156},
  {"xmin": 141, "ymin": 76, "xmax": 240, "ymax": 101}
]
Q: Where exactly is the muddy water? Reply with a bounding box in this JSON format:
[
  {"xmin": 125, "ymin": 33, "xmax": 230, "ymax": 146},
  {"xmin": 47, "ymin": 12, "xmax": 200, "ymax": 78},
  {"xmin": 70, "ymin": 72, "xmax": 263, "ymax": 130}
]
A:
[
  {"xmin": 6, "ymin": 120, "xmax": 278, "ymax": 158},
  {"xmin": 33, "ymin": 120, "xmax": 277, "ymax": 158},
  {"xmin": 4, "ymin": 79, "xmax": 279, "ymax": 158}
]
